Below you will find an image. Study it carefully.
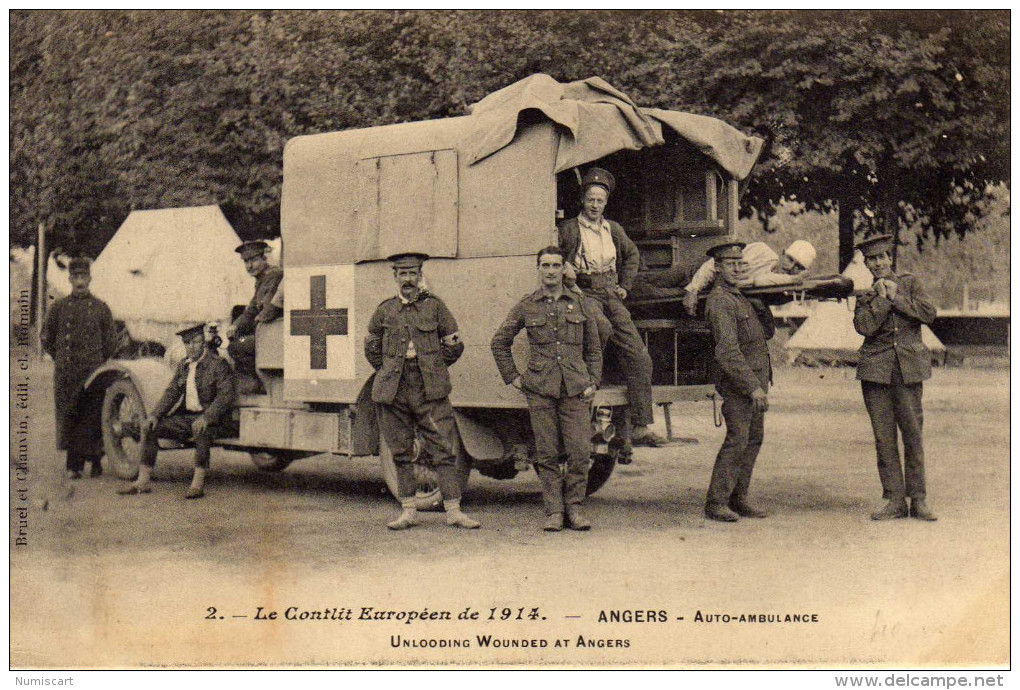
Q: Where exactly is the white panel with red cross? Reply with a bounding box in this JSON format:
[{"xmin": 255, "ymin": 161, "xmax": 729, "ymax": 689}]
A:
[{"xmin": 283, "ymin": 264, "xmax": 355, "ymax": 381}]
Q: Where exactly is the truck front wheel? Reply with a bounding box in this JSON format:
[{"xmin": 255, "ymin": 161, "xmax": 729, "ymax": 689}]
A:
[
  {"xmin": 101, "ymin": 378, "xmax": 146, "ymax": 480},
  {"xmin": 379, "ymin": 432, "xmax": 471, "ymax": 511}
]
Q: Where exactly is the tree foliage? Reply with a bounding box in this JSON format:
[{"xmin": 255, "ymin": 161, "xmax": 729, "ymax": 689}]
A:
[
  {"xmin": 676, "ymin": 10, "xmax": 1009, "ymax": 266},
  {"xmin": 10, "ymin": 10, "xmax": 1010, "ymax": 264}
]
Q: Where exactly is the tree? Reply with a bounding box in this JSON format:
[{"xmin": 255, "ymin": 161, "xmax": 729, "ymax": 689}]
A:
[{"xmin": 676, "ymin": 10, "xmax": 1010, "ymax": 269}]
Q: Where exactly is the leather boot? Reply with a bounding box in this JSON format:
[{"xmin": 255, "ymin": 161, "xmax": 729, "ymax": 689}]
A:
[
  {"xmin": 118, "ymin": 465, "xmax": 153, "ymax": 495},
  {"xmin": 910, "ymin": 498, "xmax": 937, "ymax": 522},
  {"xmin": 729, "ymin": 497, "xmax": 768, "ymax": 518},
  {"xmin": 444, "ymin": 499, "xmax": 480, "ymax": 529},
  {"xmin": 543, "ymin": 513, "xmax": 564, "ymax": 532},
  {"xmin": 565, "ymin": 506, "xmax": 591, "ymax": 531},
  {"xmin": 537, "ymin": 466, "xmax": 565, "ymax": 517},
  {"xmin": 185, "ymin": 467, "xmax": 207, "ymax": 499},
  {"xmin": 704, "ymin": 503, "xmax": 740, "ymax": 522},
  {"xmin": 870, "ymin": 498, "xmax": 908, "ymax": 520},
  {"xmin": 387, "ymin": 498, "xmax": 420, "ymax": 530}
]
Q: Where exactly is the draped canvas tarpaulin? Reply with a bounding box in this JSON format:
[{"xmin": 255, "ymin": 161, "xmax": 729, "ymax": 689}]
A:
[{"xmin": 464, "ymin": 74, "xmax": 764, "ymax": 180}]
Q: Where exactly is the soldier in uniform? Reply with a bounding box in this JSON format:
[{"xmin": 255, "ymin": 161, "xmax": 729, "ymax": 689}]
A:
[
  {"xmin": 558, "ymin": 167, "xmax": 665, "ymax": 448},
  {"xmin": 41, "ymin": 256, "xmax": 118, "ymax": 479},
  {"xmin": 491, "ymin": 246, "xmax": 602, "ymax": 532},
  {"xmin": 118, "ymin": 324, "xmax": 237, "ymax": 499},
  {"xmin": 702, "ymin": 242, "xmax": 775, "ymax": 522},
  {"xmin": 226, "ymin": 240, "xmax": 283, "ymax": 390},
  {"xmin": 364, "ymin": 252, "xmax": 480, "ymax": 530},
  {"xmin": 853, "ymin": 234, "xmax": 937, "ymax": 521}
]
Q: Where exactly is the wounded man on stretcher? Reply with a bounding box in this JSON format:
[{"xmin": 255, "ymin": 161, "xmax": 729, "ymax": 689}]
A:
[{"xmin": 628, "ymin": 240, "xmax": 853, "ymax": 312}]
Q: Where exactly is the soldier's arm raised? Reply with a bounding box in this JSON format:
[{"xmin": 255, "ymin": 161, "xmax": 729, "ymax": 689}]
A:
[
  {"xmin": 891, "ymin": 275, "xmax": 937, "ymax": 325},
  {"xmin": 853, "ymin": 290, "xmax": 893, "ymax": 337}
]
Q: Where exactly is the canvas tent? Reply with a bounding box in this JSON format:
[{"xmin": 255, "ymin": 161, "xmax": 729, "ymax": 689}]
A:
[
  {"xmin": 785, "ymin": 251, "xmax": 945, "ymax": 366},
  {"xmin": 90, "ymin": 206, "xmax": 255, "ymax": 347}
]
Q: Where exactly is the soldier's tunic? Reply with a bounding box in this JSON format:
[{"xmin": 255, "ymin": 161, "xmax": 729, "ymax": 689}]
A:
[
  {"xmin": 558, "ymin": 215, "xmax": 654, "ymax": 427},
  {"xmin": 228, "ymin": 264, "xmax": 284, "ymax": 373},
  {"xmin": 364, "ymin": 292, "xmax": 465, "ymax": 500},
  {"xmin": 143, "ymin": 349, "xmax": 237, "ymax": 469},
  {"xmin": 491, "ymin": 288, "xmax": 602, "ymax": 516},
  {"xmin": 704, "ymin": 281, "xmax": 775, "ymax": 508},
  {"xmin": 41, "ymin": 291, "xmax": 118, "ymax": 469},
  {"xmin": 853, "ymin": 272, "xmax": 936, "ymax": 500}
]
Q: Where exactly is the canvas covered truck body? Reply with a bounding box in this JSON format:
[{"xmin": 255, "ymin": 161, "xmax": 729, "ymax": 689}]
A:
[{"xmin": 94, "ymin": 75, "xmax": 771, "ymax": 504}]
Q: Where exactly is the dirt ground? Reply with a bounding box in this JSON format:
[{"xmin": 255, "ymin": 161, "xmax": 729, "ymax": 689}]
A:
[{"xmin": 9, "ymin": 360, "xmax": 1010, "ymax": 668}]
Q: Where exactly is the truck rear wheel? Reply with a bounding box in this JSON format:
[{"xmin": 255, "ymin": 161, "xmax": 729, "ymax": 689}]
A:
[
  {"xmin": 379, "ymin": 432, "xmax": 471, "ymax": 512},
  {"xmin": 101, "ymin": 378, "xmax": 146, "ymax": 480},
  {"xmin": 248, "ymin": 450, "xmax": 317, "ymax": 472},
  {"xmin": 249, "ymin": 452, "xmax": 294, "ymax": 472},
  {"xmin": 586, "ymin": 453, "xmax": 616, "ymax": 496}
]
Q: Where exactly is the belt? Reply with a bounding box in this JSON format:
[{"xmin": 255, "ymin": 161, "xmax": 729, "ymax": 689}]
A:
[{"xmin": 576, "ymin": 270, "xmax": 618, "ymax": 290}]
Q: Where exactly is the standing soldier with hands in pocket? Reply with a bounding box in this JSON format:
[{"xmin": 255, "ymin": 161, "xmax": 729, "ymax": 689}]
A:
[{"xmin": 491, "ymin": 246, "xmax": 602, "ymax": 532}]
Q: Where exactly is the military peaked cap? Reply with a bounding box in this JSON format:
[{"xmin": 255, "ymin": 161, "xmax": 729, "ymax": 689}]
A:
[
  {"xmin": 235, "ymin": 240, "xmax": 270, "ymax": 260},
  {"xmin": 67, "ymin": 256, "xmax": 92, "ymax": 275},
  {"xmin": 706, "ymin": 241, "xmax": 747, "ymax": 260},
  {"xmin": 387, "ymin": 252, "xmax": 430, "ymax": 269},
  {"xmin": 855, "ymin": 234, "xmax": 894, "ymax": 258},
  {"xmin": 581, "ymin": 167, "xmax": 616, "ymax": 195},
  {"xmin": 175, "ymin": 323, "xmax": 206, "ymax": 342}
]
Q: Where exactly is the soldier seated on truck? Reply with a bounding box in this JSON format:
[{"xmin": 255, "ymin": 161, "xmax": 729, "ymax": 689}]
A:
[
  {"xmin": 226, "ymin": 240, "xmax": 283, "ymax": 392},
  {"xmin": 118, "ymin": 323, "xmax": 237, "ymax": 500}
]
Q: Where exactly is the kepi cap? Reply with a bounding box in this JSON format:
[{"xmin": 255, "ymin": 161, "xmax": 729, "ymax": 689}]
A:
[
  {"xmin": 387, "ymin": 252, "xmax": 429, "ymax": 269},
  {"xmin": 581, "ymin": 167, "xmax": 616, "ymax": 196},
  {"xmin": 706, "ymin": 241, "xmax": 746, "ymax": 260},
  {"xmin": 235, "ymin": 240, "xmax": 270, "ymax": 260},
  {"xmin": 855, "ymin": 234, "xmax": 894, "ymax": 258},
  {"xmin": 175, "ymin": 323, "xmax": 206, "ymax": 342},
  {"xmin": 67, "ymin": 256, "xmax": 92, "ymax": 275}
]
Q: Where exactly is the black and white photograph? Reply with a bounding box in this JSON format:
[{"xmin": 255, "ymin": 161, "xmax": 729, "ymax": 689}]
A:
[{"xmin": 8, "ymin": 9, "xmax": 1010, "ymax": 672}]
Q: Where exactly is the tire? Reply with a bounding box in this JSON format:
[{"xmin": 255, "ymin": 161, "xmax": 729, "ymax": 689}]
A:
[
  {"xmin": 586, "ymin": 452, "xmax": 616, "ymax": 496},
  {"xmin": 101, "ymin": 378, "xmax": 146, "ymax": 480},
  {"xmin": 379, "ymin": 428, "xmax": 472, "ymax": 511},
  {"xmin": 248, "ymin": 450, "xmax": 315, "ymax": 472}
]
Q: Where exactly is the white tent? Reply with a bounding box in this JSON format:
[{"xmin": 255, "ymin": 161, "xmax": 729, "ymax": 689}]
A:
[
  {"xmin": 785, "ymin": 251, "xmax": 945, "ymax": 366},
  {"xmin": 91, "ymin": 206, "xmax": 254, "ymax": 347}
]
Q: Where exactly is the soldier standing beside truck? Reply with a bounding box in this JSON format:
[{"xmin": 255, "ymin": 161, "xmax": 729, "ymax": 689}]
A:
[
  {"xmin": 365, "ymin": 252, "xmax": 480, "ymax": 531},
  {"xmin": 491, "ymin": 246, "xmax": 602, "ymax": 532},
  {"xmin": 853, "ymin": 234, "xmax": 937, "ymax": 522},
  {"xmin": 41, "ymin": 257, "xmax": 118, "ymax": 479},
  {"xmin": 702, "ymin": 242, "xmax": 775, "ymax": 523},
  {"xmin": 558, "ymin": 167, "xmax": 666, "ymax": 449}
]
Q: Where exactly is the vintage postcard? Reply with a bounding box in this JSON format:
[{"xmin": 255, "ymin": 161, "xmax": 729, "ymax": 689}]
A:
[{"xmin": 9, "ymin": 9, "xmax": 1010, "ymax": 670}]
